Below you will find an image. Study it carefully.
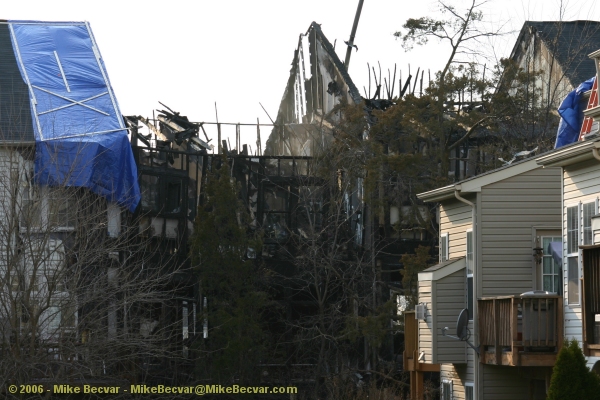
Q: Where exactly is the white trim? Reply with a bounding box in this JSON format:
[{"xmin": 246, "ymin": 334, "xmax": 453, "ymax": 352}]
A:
[
  {"xmin": 53, "ymin": 50, "xmax": 70, "ymax": 93},
  {"xmin": 32, "ymin": 86, "xmax": 109, "ymax": 116},
  {"xmin": 566, "ymin": 202, "xmax": 581, "ymax": 306},
  {"xmin": 440, "ymin": 232, "xmax": 449, "ymax": 262},
  {"xmin": 441, "ymin": 379, "xmax": 453, "ymax": 400}
]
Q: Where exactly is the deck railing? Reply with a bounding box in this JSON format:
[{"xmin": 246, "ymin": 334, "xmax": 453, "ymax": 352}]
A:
[{"xmin": 478, "ymin": 294, "xmax": 563, "ymax": 366}]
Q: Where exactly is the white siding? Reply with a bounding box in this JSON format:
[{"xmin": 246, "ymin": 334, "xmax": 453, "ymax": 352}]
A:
[{"xmin": 563, "ymin": 159, "xmax": 600, "ymax": 342}]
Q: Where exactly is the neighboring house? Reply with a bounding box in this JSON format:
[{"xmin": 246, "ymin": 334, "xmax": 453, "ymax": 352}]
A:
[
  {"xmin": 536, "ymin": 48, "xmax": 600, "ymax": 371},
  {"xmin": 0, "ymin": 20, "xmax": 197, "ymax": 384},
  {"xmin": 505, "ymin": 20, "xmax": 600, "ymax": 109},
  {"xmin": 412, "ymin": 159, "xmax": 562, "ymax": 400}
]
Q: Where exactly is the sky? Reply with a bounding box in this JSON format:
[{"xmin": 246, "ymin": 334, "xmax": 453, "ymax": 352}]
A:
[{"xmin": 3, "ymin": 0, "xmax": 599, "ymax": 152}]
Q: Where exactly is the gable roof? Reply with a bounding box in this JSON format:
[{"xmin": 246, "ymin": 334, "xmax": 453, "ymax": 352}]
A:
[
  {"xmin": 419, "ymin": 257, "xmax": 465, "ymax": 281},
  {"xmin": 509, "ymin": 21, "xmax": 600, "ymax": 86},
  {"xmin": 417, "ymin": 156, "xmax": 545, "ymax": 202},
  {"xmin": 1, "ymin": 20, "xmax": 140, "ymax": 211}
]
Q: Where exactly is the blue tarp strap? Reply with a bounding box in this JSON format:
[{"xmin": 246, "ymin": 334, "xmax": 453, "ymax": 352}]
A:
[{"xmin": 555, "ymin": 77, "xmax": 596, "ymax": 148}]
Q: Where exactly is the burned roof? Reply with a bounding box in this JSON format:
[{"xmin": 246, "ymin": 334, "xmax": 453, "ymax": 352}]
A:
[{"xmin": 510, "ymin": 20, "xmax": 600, "ymax": 86}]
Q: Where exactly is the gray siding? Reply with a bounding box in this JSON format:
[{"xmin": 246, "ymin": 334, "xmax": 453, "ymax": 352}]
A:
[
  {"xmin": 481, "ymin": 365, "xmax": 549, "ymax": 400},
  {"xmin": 418, "ymin": 280, "xmax": 434, "ymax": 364},
  {"xmin": 480, "ymin": 167, "xmax": 561, "ymax": 296},
  {"xmin": 435, "ymin": 269, "xmax": 467, "ymax": 363}
]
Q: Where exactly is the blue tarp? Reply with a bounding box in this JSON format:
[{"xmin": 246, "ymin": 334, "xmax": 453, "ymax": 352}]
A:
[
  {"xmin": 555, "ymin": 77, "xmax": 596, "ymax": 149},
  {"xmin": 548, "ymin": 241, "xmax": 562, "ymax": 266},
  {"xmin": 9, "ymin": 21, "xmax": 140, "ymax": 212}
]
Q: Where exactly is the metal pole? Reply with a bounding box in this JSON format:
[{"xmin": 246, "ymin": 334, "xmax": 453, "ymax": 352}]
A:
[{"xmin": 344, "ymin": 0, "xmax": 365, "ymax": 70}]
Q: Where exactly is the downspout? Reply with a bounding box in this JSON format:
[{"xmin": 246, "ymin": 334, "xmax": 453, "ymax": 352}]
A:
[
  {"xmin": 592, "ymin": 147, "xmax": 600, "ymax": 162},
  {"xmin": 454, "ymin": 185, "xmax": 479, "ymax": 395}
]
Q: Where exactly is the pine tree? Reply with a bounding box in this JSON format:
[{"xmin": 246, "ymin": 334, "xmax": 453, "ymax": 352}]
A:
[
  {"xmin": 190, "ymin": 158, "xmax": 266, "ymax": 384},
  {"xmin": 547, "ymin": 339, "xmax": 600, "ymax": 400}
]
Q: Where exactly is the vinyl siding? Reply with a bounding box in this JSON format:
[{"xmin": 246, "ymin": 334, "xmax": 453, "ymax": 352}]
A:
[
  {"xmin": 563, "ymin": 159, "xmax": 600, "ymax": 342},
  {"xmin": 440, "ymin": 363, "xmax": 468, "ymax": 400},
  {"xmin": 418, "ymin": 280, "xmax": 434, "ymax": 364},
  {"xmin": 440, "ymin": 199, "xmax": 473, "ymax": 260},
  {"xmin": 480, "ymin": 167, "xmax": 561, "ymax": 297},
  {"xmin": 481, "ymin": 364, "xmax": 529, "ymax": 400},
  {"xmin": 435, "ymin": 269, "xmax": 467, "ymax": 363}
]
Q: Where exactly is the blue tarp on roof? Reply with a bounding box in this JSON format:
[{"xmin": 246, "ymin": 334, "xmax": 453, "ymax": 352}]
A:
[
  {"xmin": 9, "ymin": 21, "xmax": 140, "ymax": 212},
  {"xmin": 555, "ymin": 77, "xmax": 596, "ymax": 149}
]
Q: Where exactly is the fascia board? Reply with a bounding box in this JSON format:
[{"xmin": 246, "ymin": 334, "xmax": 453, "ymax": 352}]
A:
[
  {"xmin": 419, "ymin": 258, "xmax": 466, "ymax": 282},
  {"xmin": 417, "ymin": 184, "xmax": 456, "ymax": 202},
  {"xmin": 536, "ymin": 140, "xmax": 599, "ymax": 167},
  {"xmin": 588, "ymin": 49, "xmax": 600, "ymax": 58}
]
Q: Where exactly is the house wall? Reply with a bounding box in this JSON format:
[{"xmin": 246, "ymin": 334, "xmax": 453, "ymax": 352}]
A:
[
  {"xmin": 439, "ymin": 198, "xmax": 473, "ymax": 259},
  {"xmin": 418, "ymin": 279, "xmax": 434, "ymax": 364},
  {"xmin": 440, "ymin": 363, "xmax": 468, "ymax": 400},
  {"xmin": 480, "ymin": 166, "xmax": 562, "ymax": 297},
  {"xmin": 513, "ymin": 32, "xmax": 573, "ymax": 110},
  {"xmin": 481, "ymin": 365, "xmax": 547, "ymax": 400},
  {"xmin": 563, "ymin": 159, "xmax": 600, "ymax": 343},
  {"xmin": 434, "ymin": 268, "xmax": 467, "ymax": 364}
]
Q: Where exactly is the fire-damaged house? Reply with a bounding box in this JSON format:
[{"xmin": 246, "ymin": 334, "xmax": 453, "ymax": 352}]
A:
[
  {"xmin": 0, "ymin": 20, "xmax": 196, "ymax": 385},
  {"xmin": 257, "ymin": 21, "xmax": 436, "ymax": 374}
]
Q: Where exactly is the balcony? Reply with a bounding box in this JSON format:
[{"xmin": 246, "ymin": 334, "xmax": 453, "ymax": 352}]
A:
[{"xmin": 478, "ymin": 294, "xmax": 563, "ymax": 367}]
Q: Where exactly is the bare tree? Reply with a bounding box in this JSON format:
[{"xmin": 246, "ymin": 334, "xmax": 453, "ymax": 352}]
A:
[{"xmin": 0, "ymin": 142, "xmax": 192, "ymax": 395}]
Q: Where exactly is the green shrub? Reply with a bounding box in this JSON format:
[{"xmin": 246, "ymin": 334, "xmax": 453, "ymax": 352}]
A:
[{"xmin": 547, "ymin": 339, "xmax": 600, "ymax": 400}]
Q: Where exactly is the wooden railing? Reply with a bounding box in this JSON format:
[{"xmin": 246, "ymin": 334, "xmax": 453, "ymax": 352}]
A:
[{"xmin": 478, "ymin": 295, "xmax": 563, "ymax": 367}]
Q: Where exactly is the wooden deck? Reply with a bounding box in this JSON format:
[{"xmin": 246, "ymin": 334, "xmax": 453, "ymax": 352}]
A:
[
  {"xmin": 478, "ymin": 295, "xmax": 563, "ymax": 367},
  {"xmin": 403, "ymin": 311, "xmax": 439, "ymax": 400}
]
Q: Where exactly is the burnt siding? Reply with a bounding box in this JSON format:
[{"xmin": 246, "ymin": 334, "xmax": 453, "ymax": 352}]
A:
[{"xmin": 480, "ymin": 167, "xmax": 562, "ymax": 297}]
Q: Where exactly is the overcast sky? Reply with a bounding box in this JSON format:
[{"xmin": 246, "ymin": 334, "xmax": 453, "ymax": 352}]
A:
[{"xmin": 3, "ymin": 0, "xmax": 599, "ymax": 151}]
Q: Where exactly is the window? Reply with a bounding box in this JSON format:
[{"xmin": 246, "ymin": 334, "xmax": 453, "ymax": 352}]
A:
[
  {"xmin": 583, "ymin": 202, "xmax": 596, "ymax": 245},
  {"xmin": 441, "ymin": 380, "xmax": 452, "ymax": 400},
  {"xmin": 466, "ymin": 230, "xmax": 474, "ymax": 320},
  {"xmin": 542, "ymin": 236, "xmax": 561, "ymax": 293},
  {"xmin": 440, "ymin": 233, "xmax": 449, "ymax": 262},
  {"xmin": 567, "ymin": 205, "xmax": 580, "ymax": 305},
  {"xmin": 48, "ymin": 188, "xmax": 77, "ymax": 229},
  {"xmin": 140, "ymin": 173, "xmax": 185, "ymax": 215},
  {"xmin": 20, "ymin": 185, "xmax": 77, "ymax": 230},
  {"xmin": 465, "ymin": 382, "xmax": 474, "ymax": 400}
]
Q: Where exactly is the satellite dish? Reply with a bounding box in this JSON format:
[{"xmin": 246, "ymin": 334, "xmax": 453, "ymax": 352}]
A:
[
  {"xmin": 457, "ymin": 308, "xmax": 469, "ymax": 340},
  {"xmin": 441, "ymin": 308, "xmax": 479, "ymax": 355}
]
